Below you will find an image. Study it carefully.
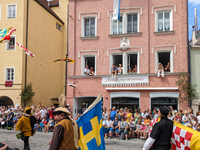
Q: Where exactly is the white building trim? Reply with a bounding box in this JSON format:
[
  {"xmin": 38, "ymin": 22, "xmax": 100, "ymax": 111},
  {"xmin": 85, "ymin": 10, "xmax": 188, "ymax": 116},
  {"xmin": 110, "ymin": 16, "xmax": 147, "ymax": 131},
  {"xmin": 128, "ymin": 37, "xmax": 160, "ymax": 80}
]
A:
[
  {"xmin": 107, "ymin": 7, "xmax": 143, "ymax": 17},
  {"xmin": 106, "ymin": 87, "xmax": 179, "ymax": 90},
  {"xmin": 107, "ymin": 47, "xmax": 143, "ymax": 56},
  {"xmin": 78, "ymin": 50, "xmax": 99, "ymax": 58},
  {"xmin": 151, "ymin": 5, "xmax": 176, "ymax": 14},
  {"xmin": 152, "ymin": 45, "xmax": 176, "ymax": 54},
  {"xmin": 149, "ymin": 92, "xmax": 179, "ymax": 98},
  {"xmin": 110, "ymin": 92, "xmax": 141, "ymax": 98},
  {"xmin": 79, "ymin": 12, "xmax": 100, "ymax": 20}
]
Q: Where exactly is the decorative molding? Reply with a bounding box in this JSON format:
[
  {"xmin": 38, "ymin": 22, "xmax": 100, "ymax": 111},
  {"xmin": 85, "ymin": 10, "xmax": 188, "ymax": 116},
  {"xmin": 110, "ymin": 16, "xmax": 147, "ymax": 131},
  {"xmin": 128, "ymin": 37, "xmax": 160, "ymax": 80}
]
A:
[
  {"xmin": 107, "ymin": 7, "xmax": 143, "ymax": 18},
  {"xmin": 108, "ymin": 32, "xmax": 141, "ymax": 37},
  {"xmin": 78, "ymin": 50, "xmax": 99, "ymax": 58},
  {"xmin": 106, "ymin": 87, "xmax": 179, "ymax": 90},
  {"xmin": 107, "ymin": 47, "xmax": 143, "ymax": 56},
  {"xmin": 110, "ymin": 92, "xmax": 141, "ymax": 98},
  {"xmin": 152, "ymin": 45, "xmax": 176, "ymax": 54},
  {"xmin": 79, "ymin": 12, "xmax": 100, "ymax": 20},
  {"xmin": 151, "ymin": 5, "xmax": 176, "ymax": 14},
  {"xmin": 154, "ymin": 31, "xmax": 175, "ymax": 35},
  {"xmin": 80, "ymin": 36, "xmax": 99, "ymax": 40},
  {"xmin": 149, "ymin": 92, "xmax": 179, "ymax": 98}
]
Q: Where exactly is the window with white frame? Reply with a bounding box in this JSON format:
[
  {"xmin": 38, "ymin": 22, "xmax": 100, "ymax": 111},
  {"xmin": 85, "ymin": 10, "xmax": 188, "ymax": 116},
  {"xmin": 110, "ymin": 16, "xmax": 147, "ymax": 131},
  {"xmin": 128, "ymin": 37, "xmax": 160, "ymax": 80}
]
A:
[
  {"xmin": 81, "ymin": 55, "xmax": 96, "ymax": 76},
  {"xmin": 5, "ymin": 68, "xmax": 14, "ymax": 81},
  {"xmin": 156, "ymin": 11, "xmax": 172, "ymax": 32},
  {"xmin": 6, "ymin": 36, "xmax": 15, "ymax": 50},
  {"xmin": 111, "ymin": 52, "xmax": 139, "ymax": 74},
  {"xmin": 155, "ymin": 50, "xmax": 173, "ymax": 73},
  {"xmin": 83, "ymin": 18, "xmax": 96, "ymax": 37},
  {"xmin": 112, "ymin": 16, "xmax": 123, "ymax": 34},
  {"xmin": 7, "ymin": 4, "xmax": 16, "ymax": 19},
  {"xmin": 127, "ymin": 14, "xmax": 138, "ymax": 33},
  {"xmin": 111, "ymin": 13, "xmax": 139, "ymax": 35}
]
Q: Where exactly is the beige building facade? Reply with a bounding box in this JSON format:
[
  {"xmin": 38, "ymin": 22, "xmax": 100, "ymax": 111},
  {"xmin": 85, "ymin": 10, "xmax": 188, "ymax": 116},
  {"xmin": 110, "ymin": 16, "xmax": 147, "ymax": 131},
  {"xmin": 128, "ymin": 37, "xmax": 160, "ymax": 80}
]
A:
[{"xmin": 0, "ymin": 0, "xmax": 68, "ymax": 107}]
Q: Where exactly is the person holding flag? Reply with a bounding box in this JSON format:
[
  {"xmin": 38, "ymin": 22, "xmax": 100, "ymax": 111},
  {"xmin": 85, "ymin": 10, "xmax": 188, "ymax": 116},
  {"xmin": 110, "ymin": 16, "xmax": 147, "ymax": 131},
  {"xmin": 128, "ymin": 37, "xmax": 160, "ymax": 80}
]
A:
[{"xmin": 142, "ymin": 107, "xmax": 173, "ymax": 150}]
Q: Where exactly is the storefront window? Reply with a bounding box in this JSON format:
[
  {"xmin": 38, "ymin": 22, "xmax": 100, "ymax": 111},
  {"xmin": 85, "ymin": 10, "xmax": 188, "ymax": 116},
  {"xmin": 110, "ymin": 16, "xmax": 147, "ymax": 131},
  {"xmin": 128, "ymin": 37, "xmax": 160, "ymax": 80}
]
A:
[{"xmin": 151, "ymin": 97, "xmax": 178, "ymax": 110}]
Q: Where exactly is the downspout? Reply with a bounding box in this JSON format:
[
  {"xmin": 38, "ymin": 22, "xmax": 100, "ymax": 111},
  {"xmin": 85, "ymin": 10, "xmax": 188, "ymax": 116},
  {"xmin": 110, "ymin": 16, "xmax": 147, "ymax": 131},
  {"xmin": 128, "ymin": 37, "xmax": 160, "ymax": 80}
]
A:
[
  {"xmin": 186, "ymin": 0, "xmax": 191, "ymax": 107},
  {"xmin": 65, "ymin": 4, "xmax": 69, "ymax": 96},
  {"xmin": 148, "ymin": 0, "xmax": 150, "ymax": 74},
  {"xmin": 24, "ymin": 0, "xmax": 29, "ymax": 106}
]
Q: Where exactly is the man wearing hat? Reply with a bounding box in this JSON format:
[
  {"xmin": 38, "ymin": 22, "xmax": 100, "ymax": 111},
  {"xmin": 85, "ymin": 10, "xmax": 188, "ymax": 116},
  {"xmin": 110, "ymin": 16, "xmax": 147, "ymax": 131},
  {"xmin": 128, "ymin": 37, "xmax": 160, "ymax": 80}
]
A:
[
  {"xmin": 15, "ymin": 107, "xmax": 36, "ymax": 150},
  {"xmin": 49, "ymin": 107, "xmax": 78, "ymax": 150},
  {"xmin": 142, "ymin": 107, "xmax": 173, "ymax": 150}
]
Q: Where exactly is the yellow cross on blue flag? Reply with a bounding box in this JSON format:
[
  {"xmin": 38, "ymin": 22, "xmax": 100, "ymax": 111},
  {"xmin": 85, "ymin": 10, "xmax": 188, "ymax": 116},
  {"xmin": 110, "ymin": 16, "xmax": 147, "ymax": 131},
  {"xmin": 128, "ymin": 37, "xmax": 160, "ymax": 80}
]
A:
[{"xmin": 76, "ymin": 94, "xmax": 105, "ymax": 150}]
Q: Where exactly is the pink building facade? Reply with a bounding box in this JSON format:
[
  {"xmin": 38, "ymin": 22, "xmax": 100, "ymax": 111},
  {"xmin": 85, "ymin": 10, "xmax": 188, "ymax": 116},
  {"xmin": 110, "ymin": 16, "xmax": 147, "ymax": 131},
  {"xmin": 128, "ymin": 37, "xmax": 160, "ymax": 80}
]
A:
[{"xmin": 67, "ymin": 0, "xmax": 188, "ymax": 117}]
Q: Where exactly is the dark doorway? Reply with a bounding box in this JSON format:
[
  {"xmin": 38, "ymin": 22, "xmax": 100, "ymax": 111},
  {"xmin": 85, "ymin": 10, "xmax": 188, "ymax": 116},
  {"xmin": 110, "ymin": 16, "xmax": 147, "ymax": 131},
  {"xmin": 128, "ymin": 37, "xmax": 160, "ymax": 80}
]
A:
[{"xmin": 0, "ymin": 96, "xmax": 14, "ymax": 107}]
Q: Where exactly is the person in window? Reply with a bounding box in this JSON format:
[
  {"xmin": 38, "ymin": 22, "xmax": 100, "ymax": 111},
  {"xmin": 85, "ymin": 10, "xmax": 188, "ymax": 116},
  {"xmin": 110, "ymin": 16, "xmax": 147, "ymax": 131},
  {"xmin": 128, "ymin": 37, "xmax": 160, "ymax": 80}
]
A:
[
  {"xmin": 157, "ymin": 63, "xmax": 164, "ymax": 77},
  {"xmin": 89, "ymin": 67, "xmax": 95, "ymax": 76},
  {"xmin": 128, "ymin": 68, "xmax": 133, "ymax": 73},
  {"xmin": 164, "ymin": 62, "xmax": 170, "ymax": 72},
  {"xmin": 84, "ymin": 65, "xmax": 90, "ymax": 76},
  {"xmin": 132, "ymin": 65, "xmax": 137, "ymax": 73},
  {"xmin": 117, "ymin": 64, "xmax": 123, "ymax": 75},
  {"xmin": 111, "ymin": 64, "xmax": 117, "ymax": 78}
]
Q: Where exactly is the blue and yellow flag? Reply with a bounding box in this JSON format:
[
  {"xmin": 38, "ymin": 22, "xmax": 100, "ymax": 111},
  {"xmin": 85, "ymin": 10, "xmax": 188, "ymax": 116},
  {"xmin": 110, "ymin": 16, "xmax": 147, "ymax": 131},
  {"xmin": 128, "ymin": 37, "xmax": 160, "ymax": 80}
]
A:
[{"xmin": 76, "ymin": 94, "xmax": 105, "ymax": 150}]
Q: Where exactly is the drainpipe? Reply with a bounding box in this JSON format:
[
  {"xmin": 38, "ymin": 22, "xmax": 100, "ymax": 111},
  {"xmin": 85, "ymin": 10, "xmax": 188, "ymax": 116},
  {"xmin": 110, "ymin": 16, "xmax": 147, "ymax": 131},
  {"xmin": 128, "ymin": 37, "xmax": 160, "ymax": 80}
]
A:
[
  {"xmin": 65, "ymin": 4, "xmax": 69, "ymax": 96},
  {"xmin": 186, "ymin": 0, "xmax": 191, "ymax": 108},
  {"xmin": 24, "ymin": 0, "xmax": 29, "ymax": 107}
]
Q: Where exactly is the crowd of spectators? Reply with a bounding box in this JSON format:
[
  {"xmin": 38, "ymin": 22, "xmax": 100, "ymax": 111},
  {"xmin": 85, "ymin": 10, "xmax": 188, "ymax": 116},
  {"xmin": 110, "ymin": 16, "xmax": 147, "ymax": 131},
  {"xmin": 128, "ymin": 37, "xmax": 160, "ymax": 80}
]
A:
[
  {"xmin": 0, "ymin": 103, "xmax": 70, "ymax": 133},
  {"xmin": 102, "ymin": 106, "xmax": 200, "ymax": 141}
]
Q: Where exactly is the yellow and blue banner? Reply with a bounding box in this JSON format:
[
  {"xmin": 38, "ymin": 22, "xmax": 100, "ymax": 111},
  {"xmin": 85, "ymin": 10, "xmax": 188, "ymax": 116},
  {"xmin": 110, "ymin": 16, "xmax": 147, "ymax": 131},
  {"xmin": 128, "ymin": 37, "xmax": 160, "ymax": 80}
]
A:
[
  {"xmin": 76, "ymin": 94, "xmax": 105, "ymax": 150},
  {"xmin": 0, "ymin": 27, "xmax": 16, "ymax": 44}
]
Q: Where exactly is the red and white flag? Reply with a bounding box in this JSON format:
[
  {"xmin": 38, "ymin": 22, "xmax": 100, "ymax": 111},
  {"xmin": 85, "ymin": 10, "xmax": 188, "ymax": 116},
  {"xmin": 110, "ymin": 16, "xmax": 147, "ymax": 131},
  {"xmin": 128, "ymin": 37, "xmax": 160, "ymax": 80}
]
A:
[
  {"xmin": 17, "ymin": 42, "xmax": 35, "ymax": 57},
  {"xmin": 149, "ymin": 119, "xmax": 200, "ymax": 149}
]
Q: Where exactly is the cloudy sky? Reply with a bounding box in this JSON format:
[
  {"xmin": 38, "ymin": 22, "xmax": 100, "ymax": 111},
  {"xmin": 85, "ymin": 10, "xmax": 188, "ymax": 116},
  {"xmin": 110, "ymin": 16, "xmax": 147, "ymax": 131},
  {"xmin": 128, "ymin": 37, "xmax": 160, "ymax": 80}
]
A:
[{"xmin": 188, "ymin": 0, "xmax": 200, "ymax": 39}]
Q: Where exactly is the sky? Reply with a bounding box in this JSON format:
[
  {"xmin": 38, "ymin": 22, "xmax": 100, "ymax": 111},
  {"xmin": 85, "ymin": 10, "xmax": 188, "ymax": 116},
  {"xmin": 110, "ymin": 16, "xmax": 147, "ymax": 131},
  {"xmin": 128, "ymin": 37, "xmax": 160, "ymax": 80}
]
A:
[{"xmin": 188, "ymin": 0, "xmax": 200, "ymax": 39}]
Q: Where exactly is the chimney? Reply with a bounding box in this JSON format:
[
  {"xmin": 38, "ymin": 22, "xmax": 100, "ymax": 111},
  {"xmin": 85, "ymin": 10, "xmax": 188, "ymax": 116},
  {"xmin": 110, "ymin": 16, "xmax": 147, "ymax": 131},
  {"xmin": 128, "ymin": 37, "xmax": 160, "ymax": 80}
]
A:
[{"xmin": 195, "ymin": 8, "xmax": 198, "ymax": 34}]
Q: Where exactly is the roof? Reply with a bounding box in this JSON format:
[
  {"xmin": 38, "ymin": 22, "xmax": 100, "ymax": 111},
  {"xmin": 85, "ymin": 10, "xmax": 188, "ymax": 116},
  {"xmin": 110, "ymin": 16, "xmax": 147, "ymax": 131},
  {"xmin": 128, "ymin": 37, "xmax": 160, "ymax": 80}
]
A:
[
  {"xmin": 35, "ymin": 0, "xmax": 64, "ymax": 24},
  {"xmin": 49, "ymin": 0, "xmax": 59, "ymax": 7}
]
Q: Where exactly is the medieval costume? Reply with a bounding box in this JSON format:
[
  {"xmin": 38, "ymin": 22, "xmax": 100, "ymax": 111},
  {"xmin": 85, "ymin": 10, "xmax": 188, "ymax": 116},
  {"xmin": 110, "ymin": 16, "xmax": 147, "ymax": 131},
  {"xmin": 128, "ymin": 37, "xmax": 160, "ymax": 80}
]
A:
[
  {"xmin": 15, "ymin": 107, "xmax": 36, "ymax": 150},
  {"xmin": 143, "ymin": 107, "xmax": 173, "ymax": 150}
]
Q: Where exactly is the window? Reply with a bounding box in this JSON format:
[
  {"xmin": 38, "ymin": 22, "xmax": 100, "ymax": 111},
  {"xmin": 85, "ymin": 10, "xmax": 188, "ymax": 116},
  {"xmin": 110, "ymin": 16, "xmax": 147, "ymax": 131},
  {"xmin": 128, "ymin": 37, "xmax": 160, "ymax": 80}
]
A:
[
  {"xmin": 5, "ymin": 68, "xmax": 14, "ymax": 81},
  {"xmin": 56, "ymin": 23, "xmax": 62, "ymax": 31},
  {"xmin": 111, "ymin": 52, "xmax": 139, "ymax": 74},
  {"xmin": 127, "ymin": 14, "xmax": 137, "ymax": 33},
  {"xmin": 84, "ymin": 18, "xmax": 95, "ymax": 37},
  {"xmin": 81, "ymin": 55, "xmax": 96, "ymax": 76},
  {"xmin": 155, "ymin": 50, "xmax": 173, "ymax": 73},
  {"xmin": 112, "ymin": 55, "xmax": 123, "ymax": 67},
  {"xmin": 6, "ymin": 36, "xmax": 15, "ymax": 50},
  {"xmin": 7, "ymin": 4, "xmax": 16, "ymax": 19},
  {"xmin": 112, "ymin": 16, "xmax": 123, "ymax": 34},
  {"xmin": 127, "ymin": 54, "xmax": 137, "ymax": 73},
  {"xmin": 156, "ymin": 11, "xmax": 171, "ymax": 32},
  {"xmin": 111, "ymin": 13, "xmax": 139, "ymax": 35}
]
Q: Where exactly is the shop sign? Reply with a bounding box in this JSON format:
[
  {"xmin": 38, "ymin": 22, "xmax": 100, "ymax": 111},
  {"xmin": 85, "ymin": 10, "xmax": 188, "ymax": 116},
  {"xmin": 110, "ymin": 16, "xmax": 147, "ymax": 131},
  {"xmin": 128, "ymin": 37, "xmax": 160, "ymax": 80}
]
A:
[{"xmin": 102, "ymin": 75, "xmax": 149, "ymax": 86}]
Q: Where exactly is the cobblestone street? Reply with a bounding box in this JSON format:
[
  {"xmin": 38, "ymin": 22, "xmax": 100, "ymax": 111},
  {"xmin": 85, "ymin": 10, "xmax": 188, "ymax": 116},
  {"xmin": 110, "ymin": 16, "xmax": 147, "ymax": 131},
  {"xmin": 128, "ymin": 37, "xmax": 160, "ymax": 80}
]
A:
[{"xmin": 0, "ymin": 129, "xmax": 145, "ymax": 150}]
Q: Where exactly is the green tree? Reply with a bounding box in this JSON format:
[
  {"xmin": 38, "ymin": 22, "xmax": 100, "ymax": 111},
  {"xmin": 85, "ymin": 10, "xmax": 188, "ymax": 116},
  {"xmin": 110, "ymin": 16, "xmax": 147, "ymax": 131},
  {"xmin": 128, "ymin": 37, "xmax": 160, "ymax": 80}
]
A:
[
  {"xmin": 176, "ymin": 73, "xmax": 198, "ymax": 105},
  {"xmin": 20, "ymin": 82, "xmax": 35, "ymax": 107}
]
